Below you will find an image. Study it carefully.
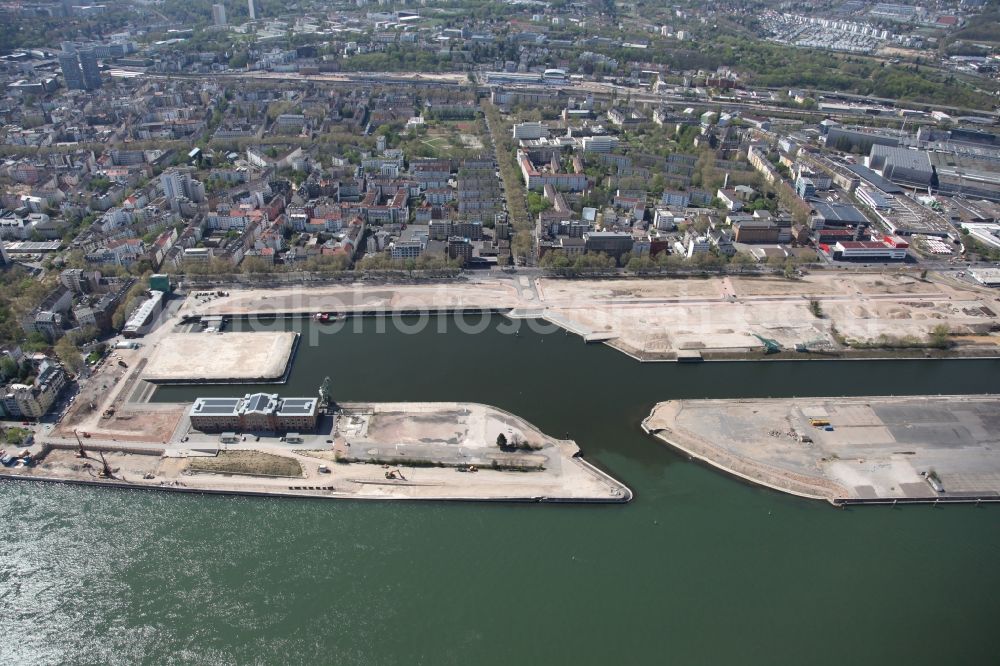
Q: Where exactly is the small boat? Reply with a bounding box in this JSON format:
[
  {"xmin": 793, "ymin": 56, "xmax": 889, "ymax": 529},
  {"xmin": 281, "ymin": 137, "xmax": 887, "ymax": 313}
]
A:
[{"xmin": 314, "ymin": 313, "xmax": 330, "ymax": 322}]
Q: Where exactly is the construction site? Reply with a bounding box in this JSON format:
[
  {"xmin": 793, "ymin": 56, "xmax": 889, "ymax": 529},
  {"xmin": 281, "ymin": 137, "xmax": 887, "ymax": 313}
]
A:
[
  {"xmin": 12, "ymin": 269, "xmax": 1000, "ymax": 454},
  {"xmin": 183, "ymin": 270, "xmax": 1000, "ymax": 360},
  {"xmin": 4, "ymin": 400, "xmax": 630, "ymax": 503},
  {"xmin": 6, "ymin": 268, "xmax": 1000, "ymax": 504},
  {"xmin": 643, "ymin": 395, "xmax": 1000, "ymax": 505}
]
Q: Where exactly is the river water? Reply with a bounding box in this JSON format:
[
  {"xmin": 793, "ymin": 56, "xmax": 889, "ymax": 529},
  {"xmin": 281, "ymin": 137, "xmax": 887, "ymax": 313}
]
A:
[{"xmin": 3, "ymin": 316, "xmax": 999, "ymax": 665}]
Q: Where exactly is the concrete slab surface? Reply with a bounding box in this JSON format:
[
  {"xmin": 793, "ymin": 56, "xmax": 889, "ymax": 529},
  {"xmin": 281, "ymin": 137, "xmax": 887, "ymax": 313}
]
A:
[
  {"xmin": 143, "ymin": 331, "xmax": 297, "ymax": 382},
  {"xmin": 643, "ymin": 395, "xmax": 1000, "ymax": 504}
]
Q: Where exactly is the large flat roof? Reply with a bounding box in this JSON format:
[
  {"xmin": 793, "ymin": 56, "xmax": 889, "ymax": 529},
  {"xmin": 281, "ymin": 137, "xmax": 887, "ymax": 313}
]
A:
[
  {"xmin": 192, "ymin": 397, "xmax": 241, "ymax": 416},
  {"xmin": 846, "ymin": 164, "xmax": 904, "ymax": 194},
  {"xmin": 191, "ymin": 395, "xmax": 316, "ymax": 419},
  {"xmin": 870, "ymin": 145, "xmax": 932, "ymax": 173},
  {"xmin": 277, "ymin": 397, "xmax": 317, "ymax": 416},
  {"xmin": 811, "ymin": 201, "xmax": 869, "ymax": 225}
]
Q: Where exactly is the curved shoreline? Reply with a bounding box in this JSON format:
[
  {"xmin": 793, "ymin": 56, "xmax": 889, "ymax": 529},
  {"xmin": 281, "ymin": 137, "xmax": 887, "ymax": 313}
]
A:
[
  {"xmin": 640, "ymin": 405, "xmax": 837, "ymax": 505},
  {"xmin": 7, "ymin": 401, "xmax": 632, "ymax": 505},
  {"xmin": 641, "ymin": 396, "xmax": 1000, "ymax": 507}
]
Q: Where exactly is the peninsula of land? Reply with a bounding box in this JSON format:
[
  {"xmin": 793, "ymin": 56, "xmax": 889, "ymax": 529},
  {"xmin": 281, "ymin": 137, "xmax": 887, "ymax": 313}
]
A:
[
  {"xmin": 643, "ymin": 395, "xmax": 1000, "ymax": 505},
  {"xmin": 3, "ymin": 401, "xmax": 631, "ymax": 503}
]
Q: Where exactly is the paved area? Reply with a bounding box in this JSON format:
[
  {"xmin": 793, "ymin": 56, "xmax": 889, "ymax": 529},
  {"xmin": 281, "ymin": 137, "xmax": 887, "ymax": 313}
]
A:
[
  {"xmin": 644, "ymin": 395, "xmax": 1000, "ymax": 504},
  {"xmin": 143, "ymin": 331, "xmax": 297, "ymax": 382}
]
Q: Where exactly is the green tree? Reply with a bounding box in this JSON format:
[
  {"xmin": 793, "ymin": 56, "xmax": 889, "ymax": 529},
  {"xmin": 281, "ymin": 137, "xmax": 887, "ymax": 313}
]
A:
[
  {"xmin": 54, "ymin": 336, "xmax": 84, "ymax": 374},
  {"xmin": 928, "ymin": 324, "xmax": 952, "ymax": 349}
]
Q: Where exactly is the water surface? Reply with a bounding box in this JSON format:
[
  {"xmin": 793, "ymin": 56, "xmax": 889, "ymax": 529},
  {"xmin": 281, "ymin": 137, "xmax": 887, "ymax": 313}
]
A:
[{"xmin": 3, "ymin": 317, "xmax": 999, "ymax": 665}]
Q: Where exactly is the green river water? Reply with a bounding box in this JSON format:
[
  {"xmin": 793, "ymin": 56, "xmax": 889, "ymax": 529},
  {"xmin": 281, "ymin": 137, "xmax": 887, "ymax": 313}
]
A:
[{"xmin": 2, "ymin": 315, "xmax": 999, "ymax": 665}]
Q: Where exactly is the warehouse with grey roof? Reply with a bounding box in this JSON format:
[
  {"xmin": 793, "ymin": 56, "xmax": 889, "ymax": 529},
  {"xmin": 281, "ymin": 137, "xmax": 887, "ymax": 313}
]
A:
[{"xmin": 867, "ymin": 145, "xmax": 935, "ymax": 188}]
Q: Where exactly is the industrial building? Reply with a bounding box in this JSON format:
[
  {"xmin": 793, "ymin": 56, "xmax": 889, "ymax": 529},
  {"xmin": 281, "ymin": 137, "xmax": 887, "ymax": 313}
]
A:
[
  {"xmin": 809, "ymin": 201, "xmax": 870, "ymax": 229},
  {"xmin": 962, "ymin": 223, "xmax": 1000, "ymax": 251},
  {"xmin": 970, "ymin": 268, "xmax": 1000, "ymax": 287},
  {"xmin": 825, "ymin": 238, "xmax": 908, "ymax": 261},
  {"xmin": 825, "ymin": 126, "xmax": 899, "ymax": 153},
  {"xmin": 122, "ymin": 290, "xmax": 165, "ymax": 338},
  {"xmin": 189, "ymin": 393, "xmax": 319, "ymax": 433},
  {"xmin": 867, "ymin": 145, "xmax": 935, "ymax": 188}
]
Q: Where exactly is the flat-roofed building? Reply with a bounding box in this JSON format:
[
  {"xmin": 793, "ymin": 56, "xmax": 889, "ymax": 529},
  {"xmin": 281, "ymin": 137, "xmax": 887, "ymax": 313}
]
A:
[
  {"xmin": 512, "ymin": 122, "xmax": 549, "ymax": 140},
  {"xmin": 583, "ymin": 231, "xmax": 633, "ymax": 258},
  {"xmin": 829, "ymin": 240, "xmax": 907, "ymax": 261},
  {"xmin": 122, "ymin": 290, "xmax": 164, "ymax": 338},
  {"xmin": 189, "ymin": 397, "xmax": 242, "ymax": 431},
  {"xmin": 810, "ymin": 201, "xmax": 870, "ymax": 229},
  {"xmin": 733, "ymin": 220, "xmax": 780, "ymax": 244},
  {"xmin": 856, "ymin": 187, "xmax": 893, "ymax": 210},
  {"xmin": 962, "ymin": 223, "xmax": 1000, "ymax": 251},
  {"xmin": 970, "ymin": 268, "xmax": 1000, "ymax": 287},
  {"xmin": 518, "ymin": 151, "xmax": 588, "ymax": 191},
  {"xmin": 867, "ymin": 145, "xmax": 934, "ymax": 188},
  {"xmin": 581, "ymin": 135, "xmax": 619, "ymax": 153},
  {"xmin": 190, "ymin": 393, "xmax": 319, "ymax": 433}
]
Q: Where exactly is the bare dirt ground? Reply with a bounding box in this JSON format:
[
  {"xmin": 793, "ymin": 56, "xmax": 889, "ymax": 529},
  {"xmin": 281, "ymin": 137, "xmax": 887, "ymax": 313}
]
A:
[
  {"xmin": 17, "ymin": 401, "xmax": 631, "ymax": 503},
  {"xmin": 19, "ymin": 448, "xmax": 162, "ymax": 482},
  {"xmin": 188, "ymin": 450, "xmax": 303, "ymax": 477},
  {"xmin": 538, "ymin": 277, "xmax": 723, "ymax": 301},
  {"xmin": 55, "ymin": 351, "xmax": 184, "ymax": 444},
  {"xmin": 185, "ymin": 282, "xmax": 519, "ymax": 317},
  {"xmin": 171, "ymin": 271, "xmax": 1000, "ymax": 359},
  {"xmin": 537, "ymin": 272, "xmax": 1000, "ymax": 358},
  {"xmin": 367, "ymin": 410, "xmax": 467, "ymax": 445}
]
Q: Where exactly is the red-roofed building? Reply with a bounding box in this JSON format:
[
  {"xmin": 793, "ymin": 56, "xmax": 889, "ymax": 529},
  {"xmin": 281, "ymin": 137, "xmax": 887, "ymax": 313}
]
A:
[{"xmin": 831, "ymin": 240, "xmax": 907, "ymax": 260}]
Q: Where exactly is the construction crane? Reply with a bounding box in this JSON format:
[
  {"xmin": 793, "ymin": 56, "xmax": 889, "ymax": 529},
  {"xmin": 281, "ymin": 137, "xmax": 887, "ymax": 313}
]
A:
[
  {"xmin": 753, "ymin": 333, "xmax": 782, "ymax": 354},
  {"xmin": 74, "ymin": 429, "xmax": 115, "ymax": 479},
  {"xmin": 319, "ymin": 376, "xmax": 332, "ymax": 409},
  {"xmin": 73, "ymin": 429, "xmax": 86, "ymax": 458},
  {"xmin": 96, "ymin": 452, "xmax": 115, "ymax": 480}
]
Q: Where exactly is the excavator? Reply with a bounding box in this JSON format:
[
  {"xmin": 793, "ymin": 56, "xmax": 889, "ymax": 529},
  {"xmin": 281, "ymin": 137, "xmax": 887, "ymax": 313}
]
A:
[{"xmin": 752, "ymin": 333, "xmax": 782, "ymax": 354}]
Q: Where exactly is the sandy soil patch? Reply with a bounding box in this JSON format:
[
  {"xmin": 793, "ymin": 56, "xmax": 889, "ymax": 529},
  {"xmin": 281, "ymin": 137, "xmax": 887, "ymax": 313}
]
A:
[
  {"xmin": 188, "ymin": 283, "xmax": 518, "ymax": 316},
  {"xmin": 539, "ymin": 278, "xmax": 721, "ymax": 302}
]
